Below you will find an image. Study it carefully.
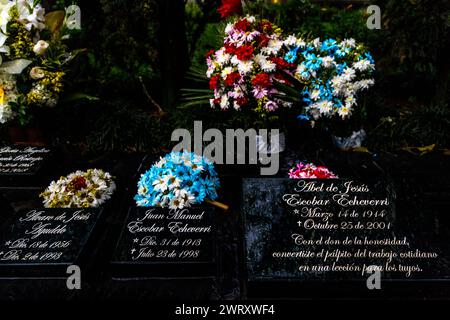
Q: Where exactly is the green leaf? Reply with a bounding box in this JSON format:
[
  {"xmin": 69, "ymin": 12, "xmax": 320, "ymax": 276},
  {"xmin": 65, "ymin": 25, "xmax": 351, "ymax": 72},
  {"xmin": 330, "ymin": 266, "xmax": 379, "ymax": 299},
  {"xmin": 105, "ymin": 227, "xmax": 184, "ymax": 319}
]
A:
[{"xmin": 180, "ymin": 88, "xmax": 213, "ymax": 93}]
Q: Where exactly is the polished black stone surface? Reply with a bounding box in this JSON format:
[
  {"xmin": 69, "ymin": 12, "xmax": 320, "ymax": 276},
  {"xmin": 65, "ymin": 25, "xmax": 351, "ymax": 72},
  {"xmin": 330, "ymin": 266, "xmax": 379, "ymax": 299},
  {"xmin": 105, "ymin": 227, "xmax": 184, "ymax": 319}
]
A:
[
  {"xmin": 0, "ymin": 145, "xmax": 51, "ymax": 177},
  {"xmin": 112, "ymin": 206, "xmax": 217, "ymax": 278},
  {"xmin": 0, "ymin": 151, "xmax": 449, "ymax": 300},
  {"xmin": 0, "ymin": 208, "xmax": 104, "ymax": 278},
  {"xmin": 243, "ymin": 178, "xmax": 450, "ymax": 281}
]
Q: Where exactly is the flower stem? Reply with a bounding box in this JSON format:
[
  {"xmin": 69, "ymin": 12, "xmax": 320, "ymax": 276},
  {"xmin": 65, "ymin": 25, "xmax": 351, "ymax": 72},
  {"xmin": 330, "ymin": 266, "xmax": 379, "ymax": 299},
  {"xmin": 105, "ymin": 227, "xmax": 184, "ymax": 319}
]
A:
[{"xmin": 205, "ymin": 199, "xmax": 229, "ymax": 211}]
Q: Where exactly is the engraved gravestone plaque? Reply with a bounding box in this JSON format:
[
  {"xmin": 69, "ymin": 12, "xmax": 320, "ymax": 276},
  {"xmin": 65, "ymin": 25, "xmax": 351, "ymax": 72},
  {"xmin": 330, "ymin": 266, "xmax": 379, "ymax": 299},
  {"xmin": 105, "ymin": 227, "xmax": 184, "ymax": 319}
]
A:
[
  {"xmin": 243, "ymin": 178, "xmax": 450, "ymax": 283},
  {"xmin": 0, "ymin": 208, "xmax": 103, "ymax": 278},
  {"xmin": 0, "ymin": 146, "xmax": 50, "ymax": 176},
  {"xmin": 112, "ymin": 206, "xmax": 216, "ymax": 278}
]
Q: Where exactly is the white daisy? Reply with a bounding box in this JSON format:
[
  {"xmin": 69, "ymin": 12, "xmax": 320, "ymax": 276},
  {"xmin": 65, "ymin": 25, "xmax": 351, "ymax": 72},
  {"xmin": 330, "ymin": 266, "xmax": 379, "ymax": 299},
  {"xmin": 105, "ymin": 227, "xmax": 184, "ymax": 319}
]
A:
[
  {"xmin": 220, "ymin": 94, "xmax": 229, "ymax": 110},
  {"xmin": 312, "ymin": 38, "xmax": 322, "ymax": 49},
  {"xmin": 175, "ymin": 189, "xmax": 195, "ymax": 207},
  {"xmin": 317, "ymin": 100, "xmax": 333, "ymax": 115},
  {"xmin": 224, "ymin": 23, "xmax": 234, "ymax": 34},
  {"xmin": 353, "ymin": 59, "xmax": 374, "ymax": 72},
  {"xmin": 322, "ymin": 56, "xmax": 335, "ymax": 68},
  {"xmin": 245, "ymin": 15, "xmax": 256, "ymax": 23},
  {"xmin": 310, "ymin": 89, "xmax": 321, "ymax": 101},
  {"xmin": 152, "ymin": 177, "xmax": 168, "ymax": 192},
  {"xmin": 338, "ymin": 106, "xmax": 352, "ymax": 119},
  {"xmin": 345, "ymin": 95, "xmax": 356, "ymax": 107},
  {"xmin": 230, "ymin": 86, "xmax": 244, "ymax": 99},
  {"xmin": 342, "ymin": 67, "xmax": 356, "ymax": 81},
  {"xmin": 237, "ymin": 60, "xmax": 253, "ymax": 74},
  {"xmin": 284, "ymin": 35, "xmax": 298, "ymax": 46},
  {"xmin": 169, "ymin": 196, "xmax": 186, "ymax": 210},
  {"xmin": 341, "ymin": 38, "xmax": 356, "ymax": 48},
  {"xmin": 259, "ymin": 58, "xmax": 276, "ymax": 72},
  {"xmin": 216, "ymin": 49, "xmax": 231, "ymax": 65},
  {"xmin": 164, "ymin": 174, "xmax": 181, "ymax": 190},
  {"xmin": 261, "ymin": 39, "xmax": 283, "ymax": 55}
]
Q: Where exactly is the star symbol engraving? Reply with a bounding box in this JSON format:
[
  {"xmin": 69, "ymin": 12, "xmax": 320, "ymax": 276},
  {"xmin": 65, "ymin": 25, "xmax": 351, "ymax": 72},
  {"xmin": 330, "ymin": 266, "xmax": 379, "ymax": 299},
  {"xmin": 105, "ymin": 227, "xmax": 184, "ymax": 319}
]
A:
[{"xmin": 133, "ymin": 238, "xmax": 139, "ymax": 244}]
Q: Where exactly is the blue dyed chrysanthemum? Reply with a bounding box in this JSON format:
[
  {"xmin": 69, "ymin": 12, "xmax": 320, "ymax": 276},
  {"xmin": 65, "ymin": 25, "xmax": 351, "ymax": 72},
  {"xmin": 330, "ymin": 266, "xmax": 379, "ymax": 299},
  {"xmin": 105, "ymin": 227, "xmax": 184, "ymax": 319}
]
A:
[{"xmin": 134, "ymin": 152, "xmax": 220, "ymax": 209}]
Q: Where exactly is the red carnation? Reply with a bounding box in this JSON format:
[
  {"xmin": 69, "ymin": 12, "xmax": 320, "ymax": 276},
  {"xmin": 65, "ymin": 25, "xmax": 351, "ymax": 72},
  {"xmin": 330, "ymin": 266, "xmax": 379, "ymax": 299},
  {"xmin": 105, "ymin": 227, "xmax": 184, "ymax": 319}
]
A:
[
  {"xmin": 259, "ymin": 21, "xmax": 273, "ymax": 32},
  {"xmin": 255, "ymin": 34, "xmax": 270, "ymax": 48},
  {"xmin": 205, "ymin": 49, "xmax": 215, "ymax": 59},
  {"xmin": 274, "ymin": 73, "xmax": 292, "ymax": 86},
  {"xmin": 236, "ymin": 97, "xmax": 249, "ymax": 106},
  {"xmin": 252, "ymin": 73, "xmax": 272, "ymax": 88},
  {"xmin": 314, "ymin": 167, "xmax": 335, "ymax": 179},
  {"xmin": 234, "ymin": 18, "xmax": 251, "ymax": 32},
  {"xmin": 235, "ymin": 45, "xmax": 254, "ymax": 61},
  {"xmin": 225, "ymin": 72, "xmax": 241, "ymax": 87},
  {"xmin": 270, "ymin": 57, "xmax": 296, "ymax": 70},
  {"xmin": 209, "ymin": 75, "xmax": 220, "ymax": 90},
  {"xmin": 213, "ymin": 98, "xmax": 221, "ymax": 105},
  {"xmin": 218, "ymin": 0, "xmax": 243, "ymax": 19},
  {"xmin": 69, "ymin": 176, "xmax": 87, "ymax": 191},
  {"xmin": 225, "ymin": 43, "xmax": 236, "ymax": 54}
]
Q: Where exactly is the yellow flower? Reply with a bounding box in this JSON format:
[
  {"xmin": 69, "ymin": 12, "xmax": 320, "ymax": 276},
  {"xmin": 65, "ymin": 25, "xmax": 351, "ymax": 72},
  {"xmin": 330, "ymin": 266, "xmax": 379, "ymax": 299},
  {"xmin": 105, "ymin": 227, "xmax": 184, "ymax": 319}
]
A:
[{"xmin": 0, "ymin": 86, "xmax": 4, "ymax": 105}]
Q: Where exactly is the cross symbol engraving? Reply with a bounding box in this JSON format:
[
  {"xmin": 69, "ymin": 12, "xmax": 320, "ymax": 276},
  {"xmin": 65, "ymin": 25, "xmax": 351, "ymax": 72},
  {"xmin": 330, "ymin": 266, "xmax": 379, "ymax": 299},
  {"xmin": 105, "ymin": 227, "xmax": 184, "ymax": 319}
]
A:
[
  {"xmin": 131, "ymin": 248, "xmax": 136, "ymax": 254},
  {"xmin": 5, "ymin": 241, "xmax": 11, "ymax": 246}
]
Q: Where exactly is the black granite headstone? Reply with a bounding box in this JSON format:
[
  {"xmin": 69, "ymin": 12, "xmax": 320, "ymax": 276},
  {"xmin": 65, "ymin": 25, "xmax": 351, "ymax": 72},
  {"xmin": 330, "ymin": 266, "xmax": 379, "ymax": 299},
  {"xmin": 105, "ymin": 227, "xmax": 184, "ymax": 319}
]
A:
[
  {"xmin": 112, "ymin": 206, "xmax": 217, "ymax": 278},
  {"xmin": 0, "ymin": 208, "xmax": 103, "ymax": 278},
  {"xmin": 243, "ymin": 178, "xmax": 450, "ymax": 283},
  {"xmin": 0, "ymin": 146, "xmax": 50, "ymax": 176},
  {"xmin": 0, "ymin": 145, "xmax": 51, "ymax": 188}
]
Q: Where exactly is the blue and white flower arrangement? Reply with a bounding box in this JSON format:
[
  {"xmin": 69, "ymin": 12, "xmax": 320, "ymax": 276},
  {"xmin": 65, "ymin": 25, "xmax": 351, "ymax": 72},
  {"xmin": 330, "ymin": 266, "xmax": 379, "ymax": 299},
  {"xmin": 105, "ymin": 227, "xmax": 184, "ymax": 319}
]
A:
[
  {"xmin": 283, "ymin": 36, "xmax": 375, "ymax": 120},
  {"xmin": 134, "ymin": 152, "xmax": 221, "ymax": 210}
]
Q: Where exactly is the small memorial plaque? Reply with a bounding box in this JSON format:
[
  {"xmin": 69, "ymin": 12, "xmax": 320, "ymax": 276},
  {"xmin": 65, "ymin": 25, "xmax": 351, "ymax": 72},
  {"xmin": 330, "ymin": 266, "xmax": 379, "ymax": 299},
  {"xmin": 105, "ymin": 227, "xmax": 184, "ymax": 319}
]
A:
[
  {"xmin": 112, "ymin": 206, "xmax": 216, "ymax": 278},
  {"xmin": 0, "ymin": 208, "xmax": 103, "ymax": 278},
  {"xmin": 0, "ymin": 146, "xmax": 50, "ymax": 176},
  {"xmin": 243, "ymin": 178, "xmax": 450, "ymax": 283}
]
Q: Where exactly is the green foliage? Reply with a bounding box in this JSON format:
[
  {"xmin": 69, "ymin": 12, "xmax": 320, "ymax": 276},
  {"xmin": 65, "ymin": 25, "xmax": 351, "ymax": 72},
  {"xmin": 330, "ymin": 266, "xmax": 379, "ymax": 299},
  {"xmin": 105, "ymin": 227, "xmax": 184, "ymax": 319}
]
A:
[
  {"xmin": 367, "ymin": 105, "xmax": 450, "ymax": 150},
  {"xmin": 190, "ymin": 22, "xmax": 225, "ymax": 67},
  {"xmin": 52, "ymin": 0, "xmax": 163, "ymax": 151},
  {"xmin": 244, "ymin": 0, "xmax": 375, "ymax": 42},
  {"xmin": 86, "ymin": 101, "xmax": 169, "ymax": 153},
  {"xmin": 49, "ymin": 0, "xmax": 79, "ymax": 10},
  {"xmin": 372, "ymin": 0, "xmax": 450, "ymax": 105},
  {"xmin": 91, "ymin": 0, "xmax": 159, "ymax": 82},
  {"xmin": 379, "ymin": 0, "xmax": 449, "ymax": 75},
  {"xmin": 185, "ymin": 0, "xmax": 204, "ymax": 56}
]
